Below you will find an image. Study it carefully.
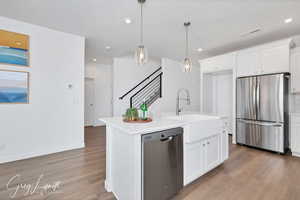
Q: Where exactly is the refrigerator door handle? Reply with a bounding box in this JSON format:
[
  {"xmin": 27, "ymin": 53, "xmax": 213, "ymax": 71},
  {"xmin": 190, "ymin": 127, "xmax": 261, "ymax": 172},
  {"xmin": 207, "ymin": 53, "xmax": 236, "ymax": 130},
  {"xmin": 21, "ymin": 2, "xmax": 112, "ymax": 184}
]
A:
[
  {"xmin": 252, "ymin": 77, "xmax": 257, "ymax": 119},
  {"xmin": 237, "ymin": 119, "xmax": 283, "ymax": 127},
  {"xmin": 256, "ymin": 78, "xmax": 260, "ymax": 118}
]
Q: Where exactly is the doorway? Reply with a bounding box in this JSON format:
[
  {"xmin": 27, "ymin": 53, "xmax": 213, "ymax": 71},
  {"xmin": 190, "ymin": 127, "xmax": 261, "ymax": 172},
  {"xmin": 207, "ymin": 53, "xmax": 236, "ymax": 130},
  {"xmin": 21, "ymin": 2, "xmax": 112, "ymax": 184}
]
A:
[
  {"xmin": 202, "ymin": 70, "xmax": 233, "ymax": 134},
  {"xmin": 84, "ymin": 78, "xmax": 95, "ymax": 126}
]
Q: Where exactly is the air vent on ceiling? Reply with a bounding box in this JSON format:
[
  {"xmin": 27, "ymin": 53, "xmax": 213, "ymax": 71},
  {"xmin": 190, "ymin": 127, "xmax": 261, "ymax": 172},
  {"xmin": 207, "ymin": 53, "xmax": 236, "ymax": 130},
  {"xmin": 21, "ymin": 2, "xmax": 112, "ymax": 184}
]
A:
[{"xmin": 241, "ymin": 28, "xmax": 261, "ymax": 37}]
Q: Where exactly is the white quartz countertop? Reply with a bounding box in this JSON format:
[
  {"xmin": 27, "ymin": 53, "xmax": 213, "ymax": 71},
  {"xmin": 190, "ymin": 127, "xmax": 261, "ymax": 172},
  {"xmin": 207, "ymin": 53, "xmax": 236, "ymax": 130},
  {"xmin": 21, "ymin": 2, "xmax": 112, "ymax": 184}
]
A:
[
  {"xmin": 100, "ymin": 113, "xmax": 224, "ymax": 135},
  {"xmin": 100, "ymin": 117, "xmax": 186, "ymax": 135}
]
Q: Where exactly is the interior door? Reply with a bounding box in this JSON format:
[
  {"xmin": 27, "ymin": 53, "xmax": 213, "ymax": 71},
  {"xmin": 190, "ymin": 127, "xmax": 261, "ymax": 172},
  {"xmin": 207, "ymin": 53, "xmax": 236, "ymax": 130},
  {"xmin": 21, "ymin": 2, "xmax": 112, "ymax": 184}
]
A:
[
  {"xmin": 236, "ymin": 77, "xmax": 257, "ymax": 120},
  {"xmin": 205, "ymin": 135, "xmax": 221, "ymax": 172},
  {"xmin": 84, "ymin": 79, "xmax": 95, "ymax": 126},
  {"xmin": 257, "ymin": 74, "xmax": 284, "ymax": 123}
]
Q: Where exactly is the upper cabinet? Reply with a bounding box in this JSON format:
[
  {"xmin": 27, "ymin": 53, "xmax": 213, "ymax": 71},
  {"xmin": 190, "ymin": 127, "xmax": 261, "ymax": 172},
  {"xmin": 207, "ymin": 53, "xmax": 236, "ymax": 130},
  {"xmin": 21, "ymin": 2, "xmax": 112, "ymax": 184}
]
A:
[
  {"xmin": 261, "ymin": 44, "xmax": 290, "ymax": 74},
  {"xmin": 236, "ymin": 47, "xmax": 261, "ymax": 77},
  {"xmin": 200, "ymin": 53, "xmax": 236, "ymax": 74},
  {"xmin": 236, "ymin": 39, "xmax": 292, "ymax": 77},
  {"xmin": 291, "ymin": 47, "xmax": 300, "ymax": 94}
]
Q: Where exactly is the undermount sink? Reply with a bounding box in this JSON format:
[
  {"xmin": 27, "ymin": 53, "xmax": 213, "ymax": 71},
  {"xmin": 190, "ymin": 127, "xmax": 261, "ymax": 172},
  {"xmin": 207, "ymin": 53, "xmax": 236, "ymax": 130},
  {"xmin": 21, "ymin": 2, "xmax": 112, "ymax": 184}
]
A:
[{"xmin": 165, "ymin": 114, "xmax": 223, "ymax": 143}]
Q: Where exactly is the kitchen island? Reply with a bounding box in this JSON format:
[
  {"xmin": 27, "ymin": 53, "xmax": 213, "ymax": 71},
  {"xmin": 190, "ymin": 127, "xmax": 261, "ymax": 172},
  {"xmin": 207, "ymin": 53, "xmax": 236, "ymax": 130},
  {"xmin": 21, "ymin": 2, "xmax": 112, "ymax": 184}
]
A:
[{"xmin": 100, "ymin": 114, "xmax": 229, "ymax": 200}]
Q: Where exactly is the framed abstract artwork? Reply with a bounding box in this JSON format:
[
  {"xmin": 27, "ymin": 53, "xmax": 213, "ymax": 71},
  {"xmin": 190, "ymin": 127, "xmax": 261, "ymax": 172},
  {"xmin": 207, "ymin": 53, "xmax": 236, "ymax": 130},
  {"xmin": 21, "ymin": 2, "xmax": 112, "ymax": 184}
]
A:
[
  {"xmin": 0, "ymin": 70, "xmax": 29, "ymax": 104},
  {"xmin": 0, "ymin": 29, "xmax": 29, "ymax": 66}
]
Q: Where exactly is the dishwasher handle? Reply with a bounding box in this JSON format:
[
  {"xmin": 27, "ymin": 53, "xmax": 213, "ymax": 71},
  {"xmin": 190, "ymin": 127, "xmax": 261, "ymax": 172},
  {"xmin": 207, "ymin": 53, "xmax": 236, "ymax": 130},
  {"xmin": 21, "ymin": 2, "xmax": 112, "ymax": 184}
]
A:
[{"xmin": 160, "ymin": 136, "xmax": 174, "ymax": 142}]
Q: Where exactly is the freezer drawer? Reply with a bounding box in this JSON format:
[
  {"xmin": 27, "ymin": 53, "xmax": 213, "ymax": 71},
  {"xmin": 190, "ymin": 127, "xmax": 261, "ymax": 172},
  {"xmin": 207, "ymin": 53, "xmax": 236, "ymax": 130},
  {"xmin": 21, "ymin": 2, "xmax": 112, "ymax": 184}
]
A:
[
  {"xmin": 142, "ymin": 128, "xmax": 183, "ymax": 200},
  {"xmin": 236, "ymin": 77, "xmax": 257, "ymax": 120},
  {"xmin": 237, "ymin": 119, "xmax": 285, "ymax": 153}
]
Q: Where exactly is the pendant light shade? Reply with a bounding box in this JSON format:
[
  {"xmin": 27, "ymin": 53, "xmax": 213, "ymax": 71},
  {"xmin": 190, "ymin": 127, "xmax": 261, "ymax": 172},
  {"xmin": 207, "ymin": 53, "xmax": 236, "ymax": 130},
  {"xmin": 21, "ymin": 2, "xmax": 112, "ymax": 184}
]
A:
[
  {"xmin": 183, "ymin": 22, "xmax": 192, "ymax": 72},
  {"xmin": 135, "ymin": 45, "xmax": 148, "ymax": 65},
  {"xmin": 183, "ymin": 57, "xmax": 192, "ymax": 72},
  {"xmin": 135, "ymin": 0, "xmax": 148, "ymax": 65}
]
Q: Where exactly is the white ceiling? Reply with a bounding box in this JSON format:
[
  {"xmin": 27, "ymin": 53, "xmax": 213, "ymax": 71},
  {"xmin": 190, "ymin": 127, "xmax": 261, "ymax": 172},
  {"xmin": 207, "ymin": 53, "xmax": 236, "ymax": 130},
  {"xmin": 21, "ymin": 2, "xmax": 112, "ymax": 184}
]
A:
[{"xmin": 1, "ymin": 0, "xmax": 300, "ymax": 65}]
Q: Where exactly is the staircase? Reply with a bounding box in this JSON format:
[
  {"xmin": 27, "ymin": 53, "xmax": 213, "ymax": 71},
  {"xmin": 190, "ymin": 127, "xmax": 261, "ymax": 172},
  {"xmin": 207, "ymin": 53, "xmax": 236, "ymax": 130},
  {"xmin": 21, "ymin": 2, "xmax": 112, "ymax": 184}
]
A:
[{"xmin": 119, "ymin": 67, "xmax": 162, "ymax": 109}]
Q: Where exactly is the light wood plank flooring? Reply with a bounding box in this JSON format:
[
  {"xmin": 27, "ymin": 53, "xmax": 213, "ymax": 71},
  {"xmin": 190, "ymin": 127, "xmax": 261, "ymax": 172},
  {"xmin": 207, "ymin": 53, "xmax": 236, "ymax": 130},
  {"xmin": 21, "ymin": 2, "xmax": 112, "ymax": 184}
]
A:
[{"xmin": 0, "ymin": 127, "xmax": 300, "ymax": 200}]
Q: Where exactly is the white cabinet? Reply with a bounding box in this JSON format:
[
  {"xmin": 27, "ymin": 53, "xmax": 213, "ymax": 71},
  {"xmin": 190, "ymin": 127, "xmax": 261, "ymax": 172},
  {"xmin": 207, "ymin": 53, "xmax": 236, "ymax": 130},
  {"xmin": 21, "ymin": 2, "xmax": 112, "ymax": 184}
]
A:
[
  {"xmin": 184, "ymin": 142, "xmax": 205, "ymax": 184},
  {"xmin": 291, "ymin": 114, "xmax": 300, "ymax": 157},
  {"xmin": 291, "ymin": 48, "xmax": 300, "ymax": 93},
  {"xmin": 200, "ymin": 53, "xmax": 235, "ymax": 74},
  {"xmin": 184, "ymin": 133, "xmax": 226, "ymax": 185},
  {"xmin": 205, "ymin": 134, "xmax": 221, "ymax": 171},
  {"xmin": 221, "ymin": 130, "xmax": 229, "ymax": 162},
  {"xmin": 236, "ymin": 39, "xmax": 291, "ymax": 77},
  {"xmin": 261, "ymin": 45, "xmax": 290, "ymax": 74},
  {"xmin": 236, "ymin": 48, "xmax": 261, "ymax": 77}
]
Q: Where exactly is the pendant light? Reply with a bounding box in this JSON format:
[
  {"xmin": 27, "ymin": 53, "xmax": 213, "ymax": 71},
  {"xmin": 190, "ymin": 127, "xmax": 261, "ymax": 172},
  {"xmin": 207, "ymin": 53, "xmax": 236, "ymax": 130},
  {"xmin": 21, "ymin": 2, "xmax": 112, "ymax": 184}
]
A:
[
  {"xmin": 183, "ymin": 22, "xmax": 192, "ymax": 72},
  {"xmin": 135, "ymin": 0, "xmax": 148, "ymax": 65}
]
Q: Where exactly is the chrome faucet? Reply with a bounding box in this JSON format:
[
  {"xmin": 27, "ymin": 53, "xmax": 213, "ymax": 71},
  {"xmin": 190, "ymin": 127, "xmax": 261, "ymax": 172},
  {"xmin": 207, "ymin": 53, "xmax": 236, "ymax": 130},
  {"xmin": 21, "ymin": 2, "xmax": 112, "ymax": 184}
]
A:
[{"xmin": 176, "ymin": 88, "xmax": 191, "ymax": 115}]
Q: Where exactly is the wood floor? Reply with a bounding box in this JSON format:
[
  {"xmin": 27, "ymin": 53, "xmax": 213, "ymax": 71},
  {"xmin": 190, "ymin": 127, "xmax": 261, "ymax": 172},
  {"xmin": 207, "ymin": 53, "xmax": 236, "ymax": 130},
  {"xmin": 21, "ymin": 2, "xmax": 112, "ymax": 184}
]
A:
[{"xmin": 1, "ymin": 127, "xmax": 300, "ymax": 200}]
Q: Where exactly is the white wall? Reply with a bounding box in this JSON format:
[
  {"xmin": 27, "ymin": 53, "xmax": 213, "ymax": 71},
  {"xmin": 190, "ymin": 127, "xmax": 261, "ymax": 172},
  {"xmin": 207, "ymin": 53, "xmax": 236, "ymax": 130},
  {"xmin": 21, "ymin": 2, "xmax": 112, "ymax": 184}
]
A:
[
  {"xmin": 113, "ymin": 57, "xmax": 160, "ymax": 116},
  {"xmin": 85, "ymin": 63, "xmax": 113, "ymax": 125},
  {"xmin": 159, "ymin": 58, "xmax": 200, "ymax": 113},
  {"xmin": 0, "ymin": 17, "xmax": 85, "ymax": 163},
  {"xmin": 291, "ymin": 95, "xmax": 300, "ymax": 113}
]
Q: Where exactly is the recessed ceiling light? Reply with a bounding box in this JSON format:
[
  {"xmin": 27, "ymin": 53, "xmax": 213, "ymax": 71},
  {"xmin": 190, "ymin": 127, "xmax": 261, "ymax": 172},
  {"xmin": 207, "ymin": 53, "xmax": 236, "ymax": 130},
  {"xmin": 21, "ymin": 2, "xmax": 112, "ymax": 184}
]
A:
[
  {"xmin": 105, "ymin": 46, "xmax": 111, "ymax": 50},
  {"xmin": 93, "ymin": 58, "xmax": 97, "ymax": 62},
  {"xmin": 124, "ymin": 18, "xmax": 132, "ymax": 24},
  {"xmin": 197, "ymin": 48, "xmax": 203, "ymax": 52},
  {"xmin": 285, "ymin": 18, "xmax": 293, "ymax": 24}
]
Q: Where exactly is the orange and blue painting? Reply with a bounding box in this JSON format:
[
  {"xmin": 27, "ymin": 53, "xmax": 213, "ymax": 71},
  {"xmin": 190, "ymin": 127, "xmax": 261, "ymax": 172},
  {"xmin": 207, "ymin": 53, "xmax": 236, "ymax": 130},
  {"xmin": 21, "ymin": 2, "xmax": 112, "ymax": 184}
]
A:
[
  {"xmin": 0, "ymin": 30, "xmax": 29, "ymax": 66},
  {"xmin": 0, "ymin": 70, "xmax": 29, "ymax": 103}
]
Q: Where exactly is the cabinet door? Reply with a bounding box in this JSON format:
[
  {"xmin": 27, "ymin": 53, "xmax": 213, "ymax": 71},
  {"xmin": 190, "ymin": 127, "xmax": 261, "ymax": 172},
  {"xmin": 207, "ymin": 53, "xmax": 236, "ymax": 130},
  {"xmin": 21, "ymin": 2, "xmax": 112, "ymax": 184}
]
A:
[
  {"xmin": 291, "ymin": 51, "xmax": 300, "ymax": 93},
  {"xmin": 201, "ymin": 60, "xmax": 218, "ymax": 73},
  {"xmin": 200, "ymin": 53, "xmax": 235, "ymax": 74},
  {"xmin": 261, "ymin": 45, "xmax": 290, "ymax": 74},
  {"xmin": 236, "ymin": 48, "xmax": 261, "ymax": 77},
  {"xmin": 221, "ymin": 131, "xmax": 229, "ymax": 162},
  {"xmin": 205, "ymin": 134, "xmax": 221, "ymax": 172},
  {"xmin": 291, "ymin": 116, "xmax": 300, "ymax": 154},
  {"xmin": 184, "ymin": 142, "xmax": 205, "ymax": 185}
]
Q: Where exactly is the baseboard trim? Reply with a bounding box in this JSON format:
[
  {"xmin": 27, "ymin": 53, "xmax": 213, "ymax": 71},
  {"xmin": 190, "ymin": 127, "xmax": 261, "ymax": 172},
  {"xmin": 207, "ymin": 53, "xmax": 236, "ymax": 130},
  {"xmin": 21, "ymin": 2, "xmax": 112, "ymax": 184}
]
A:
[
  {"xmin": 105, "ymin": 180, "xmax": 112, "ymax": 192},
  {"xmin": 292, "ymin": 152, "xmax": 300, "ymax": 158},
  {"xmin": 0, "ymin": 142, "xmax": 85, "ymax": 164},
  {"xmin": 93, "ymin": 121, "xmax": 105, "ymax": 127}
]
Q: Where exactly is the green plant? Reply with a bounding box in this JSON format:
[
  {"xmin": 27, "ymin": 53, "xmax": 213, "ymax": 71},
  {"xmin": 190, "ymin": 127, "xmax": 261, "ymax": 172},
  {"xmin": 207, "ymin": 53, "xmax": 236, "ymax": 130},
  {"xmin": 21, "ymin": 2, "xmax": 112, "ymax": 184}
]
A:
[{"xmin": 124, "ymin": 108, "xmax": 139, "ymax": 121}]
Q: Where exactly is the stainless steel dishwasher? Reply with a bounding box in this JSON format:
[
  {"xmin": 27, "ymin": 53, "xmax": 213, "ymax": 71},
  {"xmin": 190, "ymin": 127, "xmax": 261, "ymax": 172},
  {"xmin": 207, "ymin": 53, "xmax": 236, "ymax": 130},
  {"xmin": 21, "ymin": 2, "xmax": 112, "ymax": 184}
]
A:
[{"xmin": 142, "ymin": 127, "xmax": 183, "ymax": 200}]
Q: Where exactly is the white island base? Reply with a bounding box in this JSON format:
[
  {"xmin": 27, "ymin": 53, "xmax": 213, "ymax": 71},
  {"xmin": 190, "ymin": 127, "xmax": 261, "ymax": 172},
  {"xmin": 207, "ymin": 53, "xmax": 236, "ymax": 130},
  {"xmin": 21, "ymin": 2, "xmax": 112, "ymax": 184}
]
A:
[{"xmin": 101, "ymin": 114, "xmax": 229, "ymax": 200}]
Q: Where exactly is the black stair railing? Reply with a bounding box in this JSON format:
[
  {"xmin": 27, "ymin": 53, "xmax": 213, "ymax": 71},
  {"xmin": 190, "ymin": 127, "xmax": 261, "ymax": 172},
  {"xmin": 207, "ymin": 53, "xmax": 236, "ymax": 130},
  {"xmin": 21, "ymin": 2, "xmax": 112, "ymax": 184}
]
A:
[
  {"xmin": 119, "ymin": 66, "xmax": 162, "ymax": 100},
  {"xmin": 130, "ymin": 72, "xmax": 162, "ymax": 108}
]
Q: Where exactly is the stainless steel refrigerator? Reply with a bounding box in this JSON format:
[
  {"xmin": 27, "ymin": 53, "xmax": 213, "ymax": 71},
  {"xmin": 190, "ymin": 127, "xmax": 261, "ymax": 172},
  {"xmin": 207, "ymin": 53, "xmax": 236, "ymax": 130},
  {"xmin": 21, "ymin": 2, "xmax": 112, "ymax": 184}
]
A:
[{"xmin": 236, "ymin": 73, "xmax": 289, "ymax": 153}]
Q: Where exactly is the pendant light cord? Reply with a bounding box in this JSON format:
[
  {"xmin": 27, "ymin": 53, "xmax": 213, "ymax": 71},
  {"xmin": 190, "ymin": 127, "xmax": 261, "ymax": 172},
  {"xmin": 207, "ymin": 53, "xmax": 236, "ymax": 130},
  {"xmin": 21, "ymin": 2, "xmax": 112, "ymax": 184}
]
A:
[
  {"xmin": 140, "ymin": 2, "xmax": 144, "ymax": 45},
  {"xmin": 185, "ymin": 25, "xmax": 188, "ymax": 58},
  {"xmin": 185, "ymin": 23, "xmax": 190, "ymax": 58}
]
